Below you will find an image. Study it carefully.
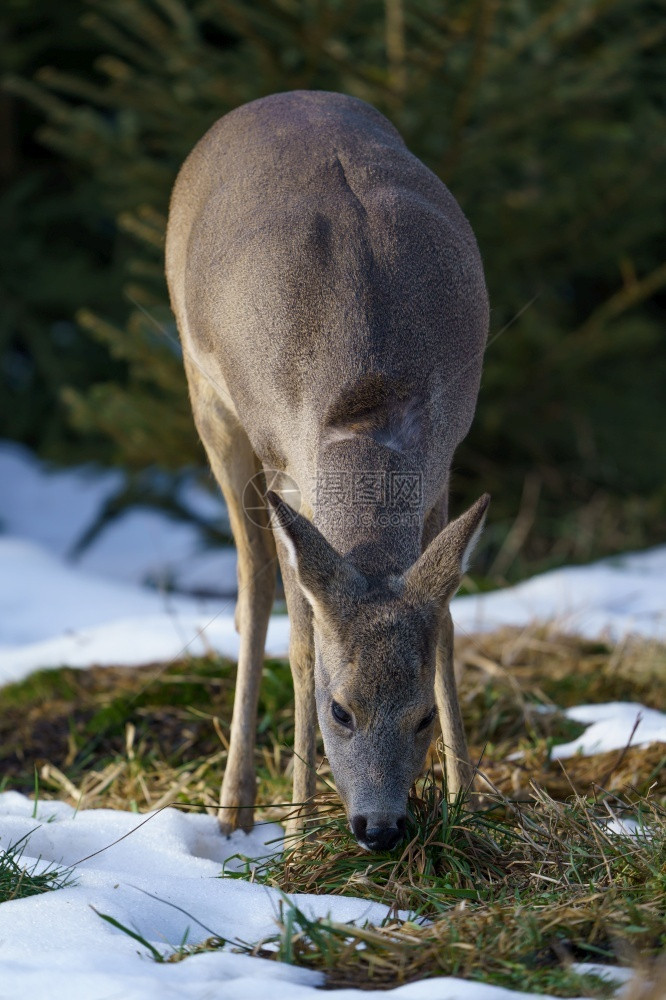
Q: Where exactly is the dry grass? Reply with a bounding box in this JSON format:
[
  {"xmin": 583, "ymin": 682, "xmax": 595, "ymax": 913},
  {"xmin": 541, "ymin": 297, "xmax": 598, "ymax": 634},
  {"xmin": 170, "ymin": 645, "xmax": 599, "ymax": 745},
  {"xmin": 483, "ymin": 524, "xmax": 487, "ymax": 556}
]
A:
[
  {"xmin": 454, "ymin": 626, "xmax": 666, "ymax": 802},
  {"xmin": 3, "ymin": 626, "xmax": 663, "ymax": 816},
  {"xmin": 2, "ymin": 626, "xmax": 665, "ymax": 994},
  {"xmin": 0, "ymin": 654, "xmax": 297, "ymax": 819},
  {"xmin": 211, "ymin": 746, "xmax": 666, "ymax": 993}
]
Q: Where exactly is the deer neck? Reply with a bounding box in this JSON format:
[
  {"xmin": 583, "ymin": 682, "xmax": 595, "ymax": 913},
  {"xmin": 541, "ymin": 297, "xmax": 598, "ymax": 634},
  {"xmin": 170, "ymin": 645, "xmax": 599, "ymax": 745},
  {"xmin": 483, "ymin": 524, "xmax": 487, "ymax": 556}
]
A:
[{"xmin": 312, "ymin": 436, "xmax": 425, "ymax": 576}]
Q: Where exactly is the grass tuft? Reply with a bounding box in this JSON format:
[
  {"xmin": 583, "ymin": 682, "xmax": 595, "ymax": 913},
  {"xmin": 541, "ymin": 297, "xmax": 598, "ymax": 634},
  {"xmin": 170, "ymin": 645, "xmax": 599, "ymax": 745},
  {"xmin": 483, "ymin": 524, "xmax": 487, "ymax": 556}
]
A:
[
  {"xmin": 226, "ymin": 763, "xmax": 515, "ymax": 916},
  {"xmin": 210, "ymin": 770, "xmax": 666, "ymax": 993},
  {"xmin": 0, "ymin": 829, "xmax": 75, "ymax": 902}
]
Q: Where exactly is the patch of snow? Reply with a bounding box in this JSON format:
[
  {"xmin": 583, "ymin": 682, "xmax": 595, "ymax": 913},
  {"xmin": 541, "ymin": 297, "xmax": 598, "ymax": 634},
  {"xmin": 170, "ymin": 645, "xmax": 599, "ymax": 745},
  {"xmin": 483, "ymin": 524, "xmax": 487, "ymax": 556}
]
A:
[
  {"xmin": 552, "ymin": 702, "xmax": 666, "ymax": 759},
  {"xmin": 602, "ymin": 817, "xmax": 645, "ymax": 838},
  {"xmin": 0, "ymin": 440, "xmax": 122, "ymax": 558},
  {"xmin": 0, "ymin": 440, "xmax": 236, "ymax": 596},
  {"xmin": 452, "ymin": 550, "xmax": 666, "ymax": 643},
  {"xmin": 0, "ymin": 537, "xmax": 290, "ymax": 683},
  {"xmin": 0, "ymin": 537, "xmax": 212, "ymax": 647},
  {"xmin": 0, "ymin": 791, "xmax": 596, "ymax": 1000},
  {"xmin": 571, "ymin": 963, "xmax": 634, "ymax": 987},
  {"xmin": 72, "ymin": 507, "xmax": 238, "ymax": 596}
]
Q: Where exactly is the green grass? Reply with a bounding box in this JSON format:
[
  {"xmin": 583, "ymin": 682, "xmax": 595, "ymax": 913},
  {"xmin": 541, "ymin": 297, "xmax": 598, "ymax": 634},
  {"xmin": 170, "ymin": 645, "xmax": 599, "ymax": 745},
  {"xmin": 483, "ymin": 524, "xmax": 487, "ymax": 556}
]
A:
[
  {"xmin": 193, "ymin": 768, "xmax": 666, "ymax": 994},
  {"xmin": 0, "ymin": 654, "xmax": 297, "ymax": 815},
  {"xmin": 0, "ymin": 829, "xmax": 75, "ymax": 902},
  {"xmin": 225, "ymin": 776, "xmax": 513, "ymax": 915},
  {"xmin": 1, "ymin": 628, "xmax": 665, "ymax": 994}
]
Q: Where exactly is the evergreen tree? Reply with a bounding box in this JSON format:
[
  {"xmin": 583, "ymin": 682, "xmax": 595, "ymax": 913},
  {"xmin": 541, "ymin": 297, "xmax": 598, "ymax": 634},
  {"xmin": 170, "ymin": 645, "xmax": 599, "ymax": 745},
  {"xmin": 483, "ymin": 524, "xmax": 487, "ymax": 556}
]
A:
[
  {"xmin": 0, "ymin": 0, "xmax": 129, "ymax": 461},
  {"xmin": 4, "ymin": 0, "xmax": 666, "ymax": 576}
]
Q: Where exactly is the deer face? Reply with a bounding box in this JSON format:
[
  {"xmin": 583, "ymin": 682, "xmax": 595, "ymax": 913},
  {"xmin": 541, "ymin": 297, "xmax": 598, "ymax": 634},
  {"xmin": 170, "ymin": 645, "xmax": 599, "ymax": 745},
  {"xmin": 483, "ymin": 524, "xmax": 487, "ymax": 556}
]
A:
[
  {"xmin": 313, "ymin": 601, "xmax": 439, "ymax": 850},
  {"xmin": 267, "ymin": 491, "xmax": 489, "ymax": 851}
]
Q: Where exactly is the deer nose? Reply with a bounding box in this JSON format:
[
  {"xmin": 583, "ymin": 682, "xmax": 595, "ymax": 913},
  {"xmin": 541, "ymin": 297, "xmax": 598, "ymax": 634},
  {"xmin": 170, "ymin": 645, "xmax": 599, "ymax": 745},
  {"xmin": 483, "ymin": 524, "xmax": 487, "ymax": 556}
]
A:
[{"xmin": 351, "ymin": 815, "xmax": 407, "ymax": 852}]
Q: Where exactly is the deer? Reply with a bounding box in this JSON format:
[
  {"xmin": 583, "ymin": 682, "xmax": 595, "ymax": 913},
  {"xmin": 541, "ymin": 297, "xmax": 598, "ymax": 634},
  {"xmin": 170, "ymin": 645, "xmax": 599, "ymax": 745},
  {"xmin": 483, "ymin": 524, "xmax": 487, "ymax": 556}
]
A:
[{"xmin": 165, "ymin": 90, "xmax": 489, "ymax": 853}]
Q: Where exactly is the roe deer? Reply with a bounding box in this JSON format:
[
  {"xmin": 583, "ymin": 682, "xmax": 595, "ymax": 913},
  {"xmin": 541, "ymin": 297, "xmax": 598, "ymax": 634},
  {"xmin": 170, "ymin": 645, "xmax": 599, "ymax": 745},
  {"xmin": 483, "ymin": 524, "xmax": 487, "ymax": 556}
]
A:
[{"xmin": 166, "ymin": 91, "xmax": 489, "ymax": 852}]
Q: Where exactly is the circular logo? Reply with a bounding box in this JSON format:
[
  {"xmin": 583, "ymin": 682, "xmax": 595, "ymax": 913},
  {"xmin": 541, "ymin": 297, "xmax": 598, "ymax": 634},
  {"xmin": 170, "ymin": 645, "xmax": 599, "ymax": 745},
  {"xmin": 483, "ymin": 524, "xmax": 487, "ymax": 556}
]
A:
[{"xmin": 241, "ymin": 469, "xmax": 302, "ymax": 528}]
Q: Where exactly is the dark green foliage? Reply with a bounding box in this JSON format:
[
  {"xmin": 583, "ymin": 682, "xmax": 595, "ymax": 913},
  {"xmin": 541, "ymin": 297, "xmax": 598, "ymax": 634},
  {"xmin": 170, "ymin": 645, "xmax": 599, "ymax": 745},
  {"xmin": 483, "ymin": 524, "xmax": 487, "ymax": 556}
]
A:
[
  {"xmin": 0, "ymin": 0, "xmax": 129, "ymax": 462},
  {"xmin": 3, "ymin": 0, "xmax": 666, "ymax": 575}
]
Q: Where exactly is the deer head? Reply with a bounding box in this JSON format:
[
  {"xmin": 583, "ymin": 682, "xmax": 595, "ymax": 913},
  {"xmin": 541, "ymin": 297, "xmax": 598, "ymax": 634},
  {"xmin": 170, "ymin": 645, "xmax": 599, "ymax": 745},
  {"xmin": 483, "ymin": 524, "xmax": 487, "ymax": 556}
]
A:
[{"xmin": 268, "ymin": 491, "xmax": 489, "ymax": 851}]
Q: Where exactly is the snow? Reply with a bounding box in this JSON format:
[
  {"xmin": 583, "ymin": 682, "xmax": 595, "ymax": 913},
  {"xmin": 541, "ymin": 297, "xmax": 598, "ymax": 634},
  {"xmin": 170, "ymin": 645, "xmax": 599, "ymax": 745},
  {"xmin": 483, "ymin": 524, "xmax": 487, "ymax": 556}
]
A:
[
  {"xmin": 508, "ymin": 700, "xmax": 666, "ymax": 765},
  {"xmin": 570, "ymin": 964, "xmax": 634, "ymax": 987},
  {"xmin": 452, "ymin": 548, "xmax": 666, "ymax": 643},
  {"xmin": 0, "ymin": 536, "xmax": 289, "ymax": 684},
  {"xmin": 603, "ymin": 817, "xmax": 645, "ymax": 838},
  {"xmin": 0, "ymin": 791, "xmax": 633, "ymax": 1000},
  {"xmin": 0, "ymin": 440, "xmax": 237, "ymax": 595},
  {"xmin": 552, "ymin": 702, "xmax": 666, "ymax": 759},
  {"xmin": 0, "ymin": 441, "xmax": 663, "ymax": 997},
  {"xmin": 1, "ymin": 440, "xmax": 664, "ymax": 683}
]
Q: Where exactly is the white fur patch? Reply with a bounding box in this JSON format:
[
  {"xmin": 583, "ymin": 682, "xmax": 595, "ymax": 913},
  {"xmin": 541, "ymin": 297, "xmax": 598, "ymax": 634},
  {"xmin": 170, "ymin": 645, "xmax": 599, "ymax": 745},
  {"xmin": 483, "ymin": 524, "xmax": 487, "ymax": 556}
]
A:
[
  {"xmin": 270, "ymin": 509, "xmax": 323, "ymax": 612},
  {"xmin": 461, "ymin": 510, "xmax": 487, "ymax": 573},
  {"xmin": 269, "ymin": 512, "xmax": 298, "ymax": 569},
  {"xmin": 321, "ymin": 426, "xmax": 358, "ymax": 446}
]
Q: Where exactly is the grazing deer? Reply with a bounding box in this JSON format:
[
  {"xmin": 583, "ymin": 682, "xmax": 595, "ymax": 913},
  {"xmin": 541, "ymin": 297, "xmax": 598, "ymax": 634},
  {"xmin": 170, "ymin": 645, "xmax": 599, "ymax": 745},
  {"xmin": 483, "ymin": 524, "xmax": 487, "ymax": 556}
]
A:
[{"xmin": 166, "ymin": 91, "xmax": 489, "ymax": 852}]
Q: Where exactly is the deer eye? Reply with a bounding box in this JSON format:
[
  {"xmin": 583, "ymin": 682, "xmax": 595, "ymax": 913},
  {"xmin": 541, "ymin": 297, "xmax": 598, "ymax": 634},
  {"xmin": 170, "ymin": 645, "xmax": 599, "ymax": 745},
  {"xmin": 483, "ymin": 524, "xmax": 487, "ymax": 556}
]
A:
[
  {"xmin": 331, "ymin": 701, "xmax": 353, "ymax": 728},
  {"xmin": 416, "ymin": 706, "xmax": 437, "ymax": 733}
]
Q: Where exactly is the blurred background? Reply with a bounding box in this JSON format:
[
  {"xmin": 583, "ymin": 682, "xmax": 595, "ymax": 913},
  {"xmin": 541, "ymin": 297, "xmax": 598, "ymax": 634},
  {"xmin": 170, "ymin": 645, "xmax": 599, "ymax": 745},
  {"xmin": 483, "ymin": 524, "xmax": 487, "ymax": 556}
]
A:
[{"xmin": 2, "ymin": 0, "xmax": 665, "ymax": 587}]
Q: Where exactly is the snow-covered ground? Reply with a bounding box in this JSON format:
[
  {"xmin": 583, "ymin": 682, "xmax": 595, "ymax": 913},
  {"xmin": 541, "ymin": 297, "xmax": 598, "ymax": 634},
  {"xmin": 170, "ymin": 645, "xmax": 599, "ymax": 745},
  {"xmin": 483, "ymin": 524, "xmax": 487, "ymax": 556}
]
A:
[
  {"xmin": 0, "ymin": 792, "xmax": 635, "ymax": 1000},
  {"xmin": 1, "ymin": 441, "xmax": 664, "ymax": 685},
  {"xmin": 553, "ymin": 702, "xmax": 666, "ymax": 759},
  {"xmin": 0, "ymin": 439, "xmax": 236, "ymax": 593},
  {"xmin": 453, "ymin": 545, "xmax": 666, "ymax": 644},
  {"xmin": 0, "ymin": 441, "xmax": 664, "ymax": 998}
]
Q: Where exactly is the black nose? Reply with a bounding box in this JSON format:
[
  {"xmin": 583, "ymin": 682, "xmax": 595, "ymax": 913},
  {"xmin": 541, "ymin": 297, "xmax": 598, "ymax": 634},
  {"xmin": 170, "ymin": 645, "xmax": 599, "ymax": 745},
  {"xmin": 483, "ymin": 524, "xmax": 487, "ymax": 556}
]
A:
[
  {"xmin": 351, "ymin": 814, "xmax": 367, "ymax": 842},
  {"xmin": 351, "ymin": 815, "xmax": 407, "ymax": 852}
]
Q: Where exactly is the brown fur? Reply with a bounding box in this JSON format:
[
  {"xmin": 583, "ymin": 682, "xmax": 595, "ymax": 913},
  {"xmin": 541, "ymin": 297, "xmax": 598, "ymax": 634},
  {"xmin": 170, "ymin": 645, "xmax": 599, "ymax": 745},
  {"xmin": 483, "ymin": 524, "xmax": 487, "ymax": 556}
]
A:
[{"xmin": 165, "ymin": 91, "xmax": 489, "ymax": 847}]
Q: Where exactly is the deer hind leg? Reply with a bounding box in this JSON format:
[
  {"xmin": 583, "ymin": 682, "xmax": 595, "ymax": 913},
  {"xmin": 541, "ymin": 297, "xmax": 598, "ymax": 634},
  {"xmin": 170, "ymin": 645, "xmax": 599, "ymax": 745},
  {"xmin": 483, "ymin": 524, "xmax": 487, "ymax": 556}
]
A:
[
  {"xmin": 187, "ymin": 368, "xmax": 276, "ymax": 834},
  {"xmin": 274, "ymin": 539, "xmax": 317, "ymax": 839},
  {"xmin": 422, "ymin": 501, "xmax": 473, "ymax": 799}
]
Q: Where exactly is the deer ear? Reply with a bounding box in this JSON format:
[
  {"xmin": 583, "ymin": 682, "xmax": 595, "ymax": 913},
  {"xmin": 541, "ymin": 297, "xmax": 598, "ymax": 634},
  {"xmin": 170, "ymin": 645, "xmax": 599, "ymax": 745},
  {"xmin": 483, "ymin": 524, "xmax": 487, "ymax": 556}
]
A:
[
  {"xmin": 266, "ymin": 491, "xmax": 366, "ymax": 615},
  {"xmin": 403, "ymin": 494, "xmax": 490, "ymax": 606}
]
